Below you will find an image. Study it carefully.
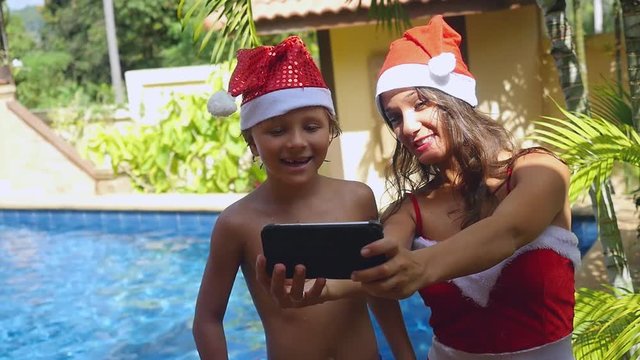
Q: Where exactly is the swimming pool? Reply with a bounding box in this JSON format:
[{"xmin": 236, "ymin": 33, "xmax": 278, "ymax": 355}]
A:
[{"xmin": 0, "ymin": 210, "xmax": 432, "ymax": 359}]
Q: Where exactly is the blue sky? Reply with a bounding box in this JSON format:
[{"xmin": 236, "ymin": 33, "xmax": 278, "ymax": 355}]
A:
[{"xmin": 7, "ymin": 0, "xmax": 44, "ymax": 10}]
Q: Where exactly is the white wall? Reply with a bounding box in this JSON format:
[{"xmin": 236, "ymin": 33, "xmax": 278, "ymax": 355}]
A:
[{"xmin": 124, "ymin": 65, "xmax": 223, "ymax": 124}]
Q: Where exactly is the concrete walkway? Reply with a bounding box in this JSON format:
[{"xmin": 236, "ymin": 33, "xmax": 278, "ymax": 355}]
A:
[
  {"xmin": 574, "ymin": 194, "xmax": 639, "ymax": 290},
  {"xmin": 0, "ymin": 193, "xmax": 246, "ymax": 212}
]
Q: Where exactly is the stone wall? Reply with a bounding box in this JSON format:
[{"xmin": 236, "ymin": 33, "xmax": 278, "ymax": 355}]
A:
[{"xmin": 0, "ymin": 84, "xmax": 121, "ymax": 196}]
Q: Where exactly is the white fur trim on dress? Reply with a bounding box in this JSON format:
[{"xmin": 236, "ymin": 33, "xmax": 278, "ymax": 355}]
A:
[
  {"xmin": 376, "ymin": 63, "xmax": 478, "ymax": 108},
  {"xmin": 240, "ymin": 87, "xmax": 335, "ymax": 130},
  {"xmin": 428, "ymin": 334, "xmax": 575, "ymax": 360},
  {"xmin": 412, "ymin": 225, "xmax": 581, "ymax": 307}
]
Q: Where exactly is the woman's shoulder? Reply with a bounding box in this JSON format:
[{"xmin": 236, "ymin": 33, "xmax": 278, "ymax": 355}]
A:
[
  {"xmin": 512, "ymin": 147, "xmax": 568, "ymax": 172},
  {"xmin": 510, "ymin": 147, "xmax": 570, "ymax": 188},
  {"xmin": 512, "ymin": 147, "xmax": 561, "ymax": 162}
]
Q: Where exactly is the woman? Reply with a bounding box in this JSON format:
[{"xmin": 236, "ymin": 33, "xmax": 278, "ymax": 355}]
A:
[{"xmin": 258, "ymin": 16, "xmax": 580, "ymax": 359}]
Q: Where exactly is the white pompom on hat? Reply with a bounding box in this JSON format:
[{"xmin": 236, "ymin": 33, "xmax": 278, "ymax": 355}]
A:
[
  {"xmin": 207, "ymin": 90, "xmax": 237, "ymax": 117},
  {"xmin": 376, "ymin": 15, "xmax": 478, "ymax": 111},
  {"xmin": 207, "ymin": 36, "xmax": 335, "ymax": 130}
]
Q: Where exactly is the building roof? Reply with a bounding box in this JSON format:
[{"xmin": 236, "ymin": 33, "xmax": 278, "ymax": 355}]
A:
[{"xmin": 252, "ymin": 0, "xmax": 535, "ymax": 34}]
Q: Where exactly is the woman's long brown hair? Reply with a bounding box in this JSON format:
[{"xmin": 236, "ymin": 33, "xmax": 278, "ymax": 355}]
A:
[{"xmin": 381, "ymin": 87, "xmax": 516, "ymax": 228}]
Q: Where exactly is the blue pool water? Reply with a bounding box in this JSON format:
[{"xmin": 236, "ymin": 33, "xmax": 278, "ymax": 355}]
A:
[
  {"xmin": 0, "ymin": 210, "xmax": 432, "ymax": 360},
  {"xmin": 571, "ymin": 215, "xmax": 599, "ymax": 257}
]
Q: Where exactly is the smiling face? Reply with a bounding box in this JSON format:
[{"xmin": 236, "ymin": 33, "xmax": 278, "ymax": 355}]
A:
[
  {"xmin": 247, "ymin": 106, "xmax": 333, "ymax": 185},
  {"xmin": 380, "ymin": 87, "xmax": 452, "ymax": 168}
]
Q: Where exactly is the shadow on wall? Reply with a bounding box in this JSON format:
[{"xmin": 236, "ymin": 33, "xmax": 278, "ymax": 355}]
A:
[{"xmin": 358, "ymin": 52, "xmax": 395, "ymax": 193}]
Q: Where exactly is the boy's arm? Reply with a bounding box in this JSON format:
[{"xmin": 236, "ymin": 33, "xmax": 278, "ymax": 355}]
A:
[
  {"xmin": 193, "ymin": 211, "xmax": 244, "ymax": 360},
  {"xmin": 362, "ymin": 184, "xmax": 415, "ymax": 359},
  {"xmin": 368, "ymin": 296, "xmax": 416, "ymax": 360}
]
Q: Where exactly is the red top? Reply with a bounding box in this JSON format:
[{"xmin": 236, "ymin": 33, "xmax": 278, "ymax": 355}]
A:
[
  {"xmin": 408, "ymin": 149, "xmax": 575, "ymax": 354},
  {"xmin": 419, "ymin": 249, "xmax": 575, "ymax": 353}
]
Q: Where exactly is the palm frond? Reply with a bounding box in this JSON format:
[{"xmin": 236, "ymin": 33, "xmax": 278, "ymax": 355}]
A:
[
  {"xmin": 530, "ymin": 110, "xmax": 640, "ymax": 202},
  {"xmin": 178, "ymin": 0, "xmax": 260, "ymax": 64},
  {"xmin": 572, "ymin": 287, "xmax": 640, "ymax": 360},
  {"xmin": 179, "ymin": 0, "xmax": 412, "ymax": 64},
  {"xmin": 363, "ymin": 0, "xmax": 411, "ymax": 33},
  {"xmin": 591, "ymin": 81, "xmax": 634, "ymax": 128}
]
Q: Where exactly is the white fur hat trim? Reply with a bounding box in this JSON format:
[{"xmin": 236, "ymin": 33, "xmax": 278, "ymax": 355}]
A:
[{"xmin": 240, "ymin": 87, "xmax": 334, "ymax": 130}]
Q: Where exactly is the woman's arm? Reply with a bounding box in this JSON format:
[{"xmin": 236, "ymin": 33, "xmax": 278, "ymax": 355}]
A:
[
  {"xmin": 254, "ymin": 182, "xmax": 419, "ymax": 306},
  {"xmin": 381, "ymin": 198, "xmax": 421, "ymax": 250},
  {"xmin": 353, "ymin": 153, "xmax": 571, "ymax": 298},
  {"xmin": 193, "ymin": 211, "xmax": 244, "ymax": 360},
  {"xmin": 254, "ymin": 182, "xmax": 380, "ymax": 306}
]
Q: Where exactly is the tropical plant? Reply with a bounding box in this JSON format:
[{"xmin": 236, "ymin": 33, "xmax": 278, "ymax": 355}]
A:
[
  {"xmin": 619, "ymin": 0, "xmax": 640, "ymax": 131},
  {"xmin": 572, "ymin": 286, "xmax": 640, "ymax": 360},
  {"xmin": 536, "ymin": 0, "xmax": 636, "ymax": 292},
  {"xmin": 530, "ymin": 85, "xmax": 640, "ymax": 360},
  {"xmin": 46, "ymin": 92, "xmax": 119, "ymax": 147},
  {"xmin": 177, "ymin": 0, "xmax": 410, "ymax": 63},
  {"xmin": 86, "ymin": 69, "xmax": 266, "ymax": 193},
  {"xmin": 530, "ymin": 101, "xmax": 640, "ymax": 204},
  {"xmin": 13, "ymin": 50, "xmax": 78, "ymax": 109},
  {"xmin": 530, "ymin": 90, "xmax": 638, "ymax": 290},
  {"xmin": 531, "ymin": 3, "xmax": 640, "ymax": 355}
]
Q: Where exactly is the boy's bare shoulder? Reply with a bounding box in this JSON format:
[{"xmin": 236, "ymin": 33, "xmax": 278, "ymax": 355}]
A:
[
  {"xmin": 323, "ymin": 177, "xmax": 377, "ymax": 215},
  {"xmin": 213, "ymin": 192, "xmax": 264, "ymax": 232},
  {"xmin": 325, "ymin": 177, "xmax": 375, "ymax": 198}
]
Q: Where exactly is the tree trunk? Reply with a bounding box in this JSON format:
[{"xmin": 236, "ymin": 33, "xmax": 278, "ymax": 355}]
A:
[
  {"xmin": 591, "ymin": 183, "xmax": 635, "ymax": 290},
  {"xmin": 536, "ymin": 0, "xmax": 590, "ymax": 113},
  {"xmin": 102, "ymin": 0, "xmax": 125, "ymax": 104},
  {"xmin": 615, "ymin": 0, "xmax": 624, "ymax": 87},
  {"xmin": 574, "ymin": 0, "xmax": 589, "ymax": 103},
  {"xmin": 0, "ymin": 0, "xmax": 12, "ymax": 84},
  {"xmin": 536, "ymin": 0, "xmax": 633, "ymax": 290},
  {"xmin": 620, "ymin": 0, "xmax": 640, "ymax": 131}
]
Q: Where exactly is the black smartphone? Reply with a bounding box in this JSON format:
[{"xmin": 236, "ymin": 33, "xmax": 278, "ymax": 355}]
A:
[{"xmin": 260, "ymin": 220, "xmax": 386, "ymax": 279}]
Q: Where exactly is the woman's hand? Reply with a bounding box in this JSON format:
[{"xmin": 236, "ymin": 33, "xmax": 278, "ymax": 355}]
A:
[
  {"xmin": 351, "ymin": 237, "xmax": 428, "ymax": 299},
  {"xmin": 255, "ymin": 254, "xmax": 327, "ymax": 308}
]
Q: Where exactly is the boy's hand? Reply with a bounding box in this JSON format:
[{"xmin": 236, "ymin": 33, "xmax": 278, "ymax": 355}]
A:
[{"xmin": 255, "ymin": 254, "xmax": 327, "ymax": 308}]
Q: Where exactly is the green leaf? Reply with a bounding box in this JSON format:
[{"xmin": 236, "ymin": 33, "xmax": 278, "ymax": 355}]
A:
[{"xmin": 573, "ymin": 287, "xmax": 640, "ymax": 360}]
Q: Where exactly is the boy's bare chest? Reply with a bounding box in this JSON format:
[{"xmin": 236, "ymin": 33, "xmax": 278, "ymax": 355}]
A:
[
  {"xmin": 240, "ymin": 202, "xmax": 365, "ymax": 261},
  {"xmin": 259, "ymin": 200, "xmax": 362, "ymax": 224}
]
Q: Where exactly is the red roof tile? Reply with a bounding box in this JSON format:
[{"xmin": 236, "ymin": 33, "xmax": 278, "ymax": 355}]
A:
[{"xmin": 252, "ymin": 0, "xmax": 535, "ymax": 33}]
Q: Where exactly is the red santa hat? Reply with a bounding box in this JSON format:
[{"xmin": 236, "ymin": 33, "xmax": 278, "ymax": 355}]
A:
[
  {"xmin": 207, "ymin": 36, "xmax": 335, "ymax": 130},
  {"xmin": 376, "ymin": 15, "xmax": 477, "ymax": 110}
]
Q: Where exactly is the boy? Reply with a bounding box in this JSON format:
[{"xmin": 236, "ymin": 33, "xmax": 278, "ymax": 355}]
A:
[{"xmin": 193, "ymin": 36, "xmax": 414, "ymax": 360}]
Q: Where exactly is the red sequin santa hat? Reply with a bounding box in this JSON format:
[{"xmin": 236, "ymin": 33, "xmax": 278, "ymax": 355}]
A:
[
  {"xmin": 207, "ymin": 36, "xmax": 335, "ymax": 130},
  {"xmin": 375, "ymin": 15, "xmax": 477, "ymax": 111}
]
